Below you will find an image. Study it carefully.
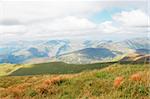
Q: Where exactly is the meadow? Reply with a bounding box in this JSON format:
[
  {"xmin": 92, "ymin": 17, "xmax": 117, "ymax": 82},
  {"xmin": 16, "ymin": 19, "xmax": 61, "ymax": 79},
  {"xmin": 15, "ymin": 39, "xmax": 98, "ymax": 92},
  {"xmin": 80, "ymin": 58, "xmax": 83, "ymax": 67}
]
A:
[
  {"xmin": 0, "ymin": 63, "xmax": 149, "ymax": 99},
  {"xmin": 0, "ymin": 62, "xmax": 113, "ymax": 76}
]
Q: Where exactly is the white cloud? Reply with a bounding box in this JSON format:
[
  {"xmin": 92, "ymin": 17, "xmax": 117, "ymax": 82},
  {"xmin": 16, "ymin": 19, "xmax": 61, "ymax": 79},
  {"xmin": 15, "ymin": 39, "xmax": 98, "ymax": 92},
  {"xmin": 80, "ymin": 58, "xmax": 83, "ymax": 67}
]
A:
[
  {"xmin": 21, "ymin": 16, "xmax": 97, "ymax": 40},
  {"xmin": 113, "ymin": 9, "xmax": 149, "ymax": 27},
  {"xmin": 1, "ymin": 0, "xmax": 147, "ymax": 23},
  {"xmin": 98, "ymin": 21, "xmax": 120, "ymax": 33},
  {"xmin": 0, "ymin": 9, "xmax": 149, "ymax": 41},
  {"xmin": 0, "ymin": 1, "xmax": 149, "ymax": 41},
  {"xmin": 0, "ymin": 25, "xmax": 26, "ymax": 34},
  {"xmin": 0, "ymin": 1, "xmax": 101, "ymax": 23},
  {"xmin": 28, "ymin": 16, "xmax": 96, "ymax": 32},
  {"xmin": 97, "ymin": 9, "xmax": 149, "ymax": 35}
]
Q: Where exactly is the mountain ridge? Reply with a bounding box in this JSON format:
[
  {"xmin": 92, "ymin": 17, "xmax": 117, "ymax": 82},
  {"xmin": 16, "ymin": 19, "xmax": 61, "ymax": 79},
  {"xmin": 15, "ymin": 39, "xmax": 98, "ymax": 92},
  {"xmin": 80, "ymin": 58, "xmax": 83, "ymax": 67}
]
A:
[{"xmin": 0, "ymin": 37, "xmax": 149, "ymax": 64}]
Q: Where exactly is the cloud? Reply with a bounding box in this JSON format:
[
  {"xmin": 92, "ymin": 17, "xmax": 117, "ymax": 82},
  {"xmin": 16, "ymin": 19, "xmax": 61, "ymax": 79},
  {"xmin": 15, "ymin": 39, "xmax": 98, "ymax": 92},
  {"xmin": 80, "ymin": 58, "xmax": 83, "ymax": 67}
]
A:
[
  {"xmin": 113, "ymin": 9, "xmax": 149, "ymax": 27},
  {"xmin": 0, "ymin": 1, "xmax": 149, "ymax": 41},
  {"xmin": 0, "ymin": 19, "xmax": 22, "ymax": 25},
  {"xmin": 1, "ymin": 0, "xmax": 147, "ymax": 23},
  {"xmin": 0, "ymin": 9, "xmax": 149, "ymax": 41},
  {"xmin": 0, "ymin": 25, "xmax": 26, "ymax": 34},
  {"xmin": 97, "ymin": 9, "xmax": 149, "ymax": 36},
  {"xmin": 28, "ymin": 16, "xmax": 96, "ymax": 32},
  {"xmin": 25, "ymin": 9, "xmax": 149, "ymax": 40},
  {"xmin": 98, "ymin": 21, "xmax": 120, "ymax": 33},
  {"xmin": 0, "ymin": 19, "xmax": 26, "ymax": 34},
  {"xmin": 0, "ymin": 1, "xmax": 102, "ymax": 23},
  {"xmin": 20, "ymin": 16, "xmax": 97, "ymax": 40}
]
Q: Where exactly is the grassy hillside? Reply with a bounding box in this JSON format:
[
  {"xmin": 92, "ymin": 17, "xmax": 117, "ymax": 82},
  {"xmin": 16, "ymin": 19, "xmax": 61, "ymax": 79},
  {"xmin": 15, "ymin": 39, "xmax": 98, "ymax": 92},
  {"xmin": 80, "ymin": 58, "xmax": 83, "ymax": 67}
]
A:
[
  {"xmin": 1, "ymin": 54, "xmax": 148, "ymax": 76},
  {"xmin": 9, "ymin": 62, "xmax": 113, "ymax": 76},
  {"xmin": 0, "ymin": 64, "xmax": 32, "ymax": 76},
  {"xmin": 0, "ymin": 63, "xmax": 149, "ymax": 99},
  {"xmin": 0, "ymin": 64, "xmax": 22, "ymax": 76},
  {"xmin": 0, "ymin": 62, "xmax": 113, "ymax": 76}
]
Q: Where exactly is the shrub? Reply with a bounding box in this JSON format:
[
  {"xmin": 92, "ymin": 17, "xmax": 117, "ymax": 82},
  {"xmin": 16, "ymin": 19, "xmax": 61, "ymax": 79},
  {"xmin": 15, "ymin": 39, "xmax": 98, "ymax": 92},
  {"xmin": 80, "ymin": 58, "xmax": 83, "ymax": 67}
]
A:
[
  {"xmin": 9, "ymin": 87, "xmax": 23, "ymax": 98},
  {"xmin": 130, "ymin": 73, "xmax": 142, "ymax": 81},
  {"xmin": 43, "ymin": 77, "xmax": 66, "ymax": 86},
  {"xmin": 114, "ymin": 76, "xmax": 124, "ymax": 88}
]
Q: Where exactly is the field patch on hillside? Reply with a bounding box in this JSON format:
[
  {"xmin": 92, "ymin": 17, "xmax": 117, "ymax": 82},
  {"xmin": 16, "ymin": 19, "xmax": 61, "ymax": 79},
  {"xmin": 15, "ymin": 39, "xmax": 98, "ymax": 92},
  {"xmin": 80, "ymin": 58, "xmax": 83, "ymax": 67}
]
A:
[{"xmin": 9, "ymin": 62, "xmax": 113, "ymax": 76}]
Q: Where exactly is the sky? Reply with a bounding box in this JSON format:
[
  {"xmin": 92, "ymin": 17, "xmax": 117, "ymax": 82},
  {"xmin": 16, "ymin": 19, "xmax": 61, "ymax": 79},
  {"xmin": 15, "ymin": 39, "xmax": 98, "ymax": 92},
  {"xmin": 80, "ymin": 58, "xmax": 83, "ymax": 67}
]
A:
[{"xmin": 0, "ymin": 0, "xmax": 149, "ymax": 42}]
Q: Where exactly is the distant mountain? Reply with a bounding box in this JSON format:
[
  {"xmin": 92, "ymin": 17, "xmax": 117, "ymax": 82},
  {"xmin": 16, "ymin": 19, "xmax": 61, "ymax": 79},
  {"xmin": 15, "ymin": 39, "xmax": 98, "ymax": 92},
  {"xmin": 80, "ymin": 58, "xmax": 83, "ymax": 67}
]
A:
[
  {"xmin": 0, "ymin": 40, "xmax": 71, "ymax": 63},
  {"xmin": 122, "ymin": 38, "xmax": 150, "ymax": 49},
  {"xmin": 0, "ymin": 37, "xmax": 149, "ymax": 64},
  {"xmin": 56, "ymin": 48, "xmax": 116, "ymax": 64},
  {"xmin": 99, "ymin": 38, "xmax": 150, "ymax": 54},
  {"xmin": 54, "ymin": 37, "xmax": 150, "ymax": 64},
  {"xmin": 135, "ymin": 49, "xmax": 150, "ymax": 55}
]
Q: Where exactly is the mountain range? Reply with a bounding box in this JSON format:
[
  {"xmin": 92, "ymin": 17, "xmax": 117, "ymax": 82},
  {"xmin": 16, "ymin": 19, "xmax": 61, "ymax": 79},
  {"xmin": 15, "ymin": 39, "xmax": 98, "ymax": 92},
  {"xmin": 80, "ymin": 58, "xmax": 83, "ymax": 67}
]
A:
[{"xmin": 0, "ymin": 37, "xmax": 149, "ymax": 64}]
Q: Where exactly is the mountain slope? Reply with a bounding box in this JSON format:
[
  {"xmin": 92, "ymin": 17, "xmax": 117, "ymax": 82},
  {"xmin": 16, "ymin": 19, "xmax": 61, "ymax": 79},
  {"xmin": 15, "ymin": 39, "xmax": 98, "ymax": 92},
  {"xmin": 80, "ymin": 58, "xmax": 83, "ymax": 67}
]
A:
[
  {"xmin": 0, "ymin": 37, "xmax": 149, "ymax": 64},
  {"xmin": 9, "ymin": 62, "xmax": 112, "ymax": 76},
  {"xmin": 0, "ymin": 64, "xmax": 149, "ymax": 99},
  {"xmin": 56, "ymin": 48, "xmax": 116, "ymax": 64},
  {"xmin": 119, "ymin": 52, "xmax": 150, "ymax": 63},
  {"xmin": 99, "ymin": 37, "xmax": 150, "ymax": 54}
]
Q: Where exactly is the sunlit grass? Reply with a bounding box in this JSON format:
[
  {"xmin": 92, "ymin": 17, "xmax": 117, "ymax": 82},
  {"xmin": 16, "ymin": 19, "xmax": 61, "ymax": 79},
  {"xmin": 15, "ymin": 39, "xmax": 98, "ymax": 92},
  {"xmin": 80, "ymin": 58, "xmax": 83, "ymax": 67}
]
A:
[{"xmin": 0, "ymin": 63, "xmax": 149, "ymax": 99}]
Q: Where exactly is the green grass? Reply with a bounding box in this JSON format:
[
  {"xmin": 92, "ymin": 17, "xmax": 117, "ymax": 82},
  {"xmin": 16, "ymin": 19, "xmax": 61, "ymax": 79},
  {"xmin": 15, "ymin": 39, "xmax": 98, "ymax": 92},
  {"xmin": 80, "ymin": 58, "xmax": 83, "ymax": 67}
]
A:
[
  {"xmin": 0, "ymin": 64, "xmax": 32, "ymax": 76},
  {"xmin": 0, "ymin": 63, "xmax": 149, "ymax": 99},
  {"xmin": 9, "ymin": 62, "xmax": 113, "ymax": 76}
]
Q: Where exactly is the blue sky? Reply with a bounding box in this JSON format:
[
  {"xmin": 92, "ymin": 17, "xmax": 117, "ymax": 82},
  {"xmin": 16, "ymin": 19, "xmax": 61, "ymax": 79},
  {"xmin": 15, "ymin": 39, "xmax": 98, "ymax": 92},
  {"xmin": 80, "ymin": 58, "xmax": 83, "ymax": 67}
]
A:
[
  {"xmin": 90, "ymin": 7, "xmax": 125, "ymax": 23},
  {"xmin": 0, "ymin": 0, "xmax": 149, "ymax": 41}
]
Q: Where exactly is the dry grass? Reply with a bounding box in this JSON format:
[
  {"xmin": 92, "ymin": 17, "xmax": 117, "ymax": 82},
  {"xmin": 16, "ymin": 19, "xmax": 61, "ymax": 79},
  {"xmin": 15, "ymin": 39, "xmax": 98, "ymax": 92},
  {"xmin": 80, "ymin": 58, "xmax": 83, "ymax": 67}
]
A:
[{"xmin": 0, "ymin": 63, "xmax": 149, "ymax": 99}]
